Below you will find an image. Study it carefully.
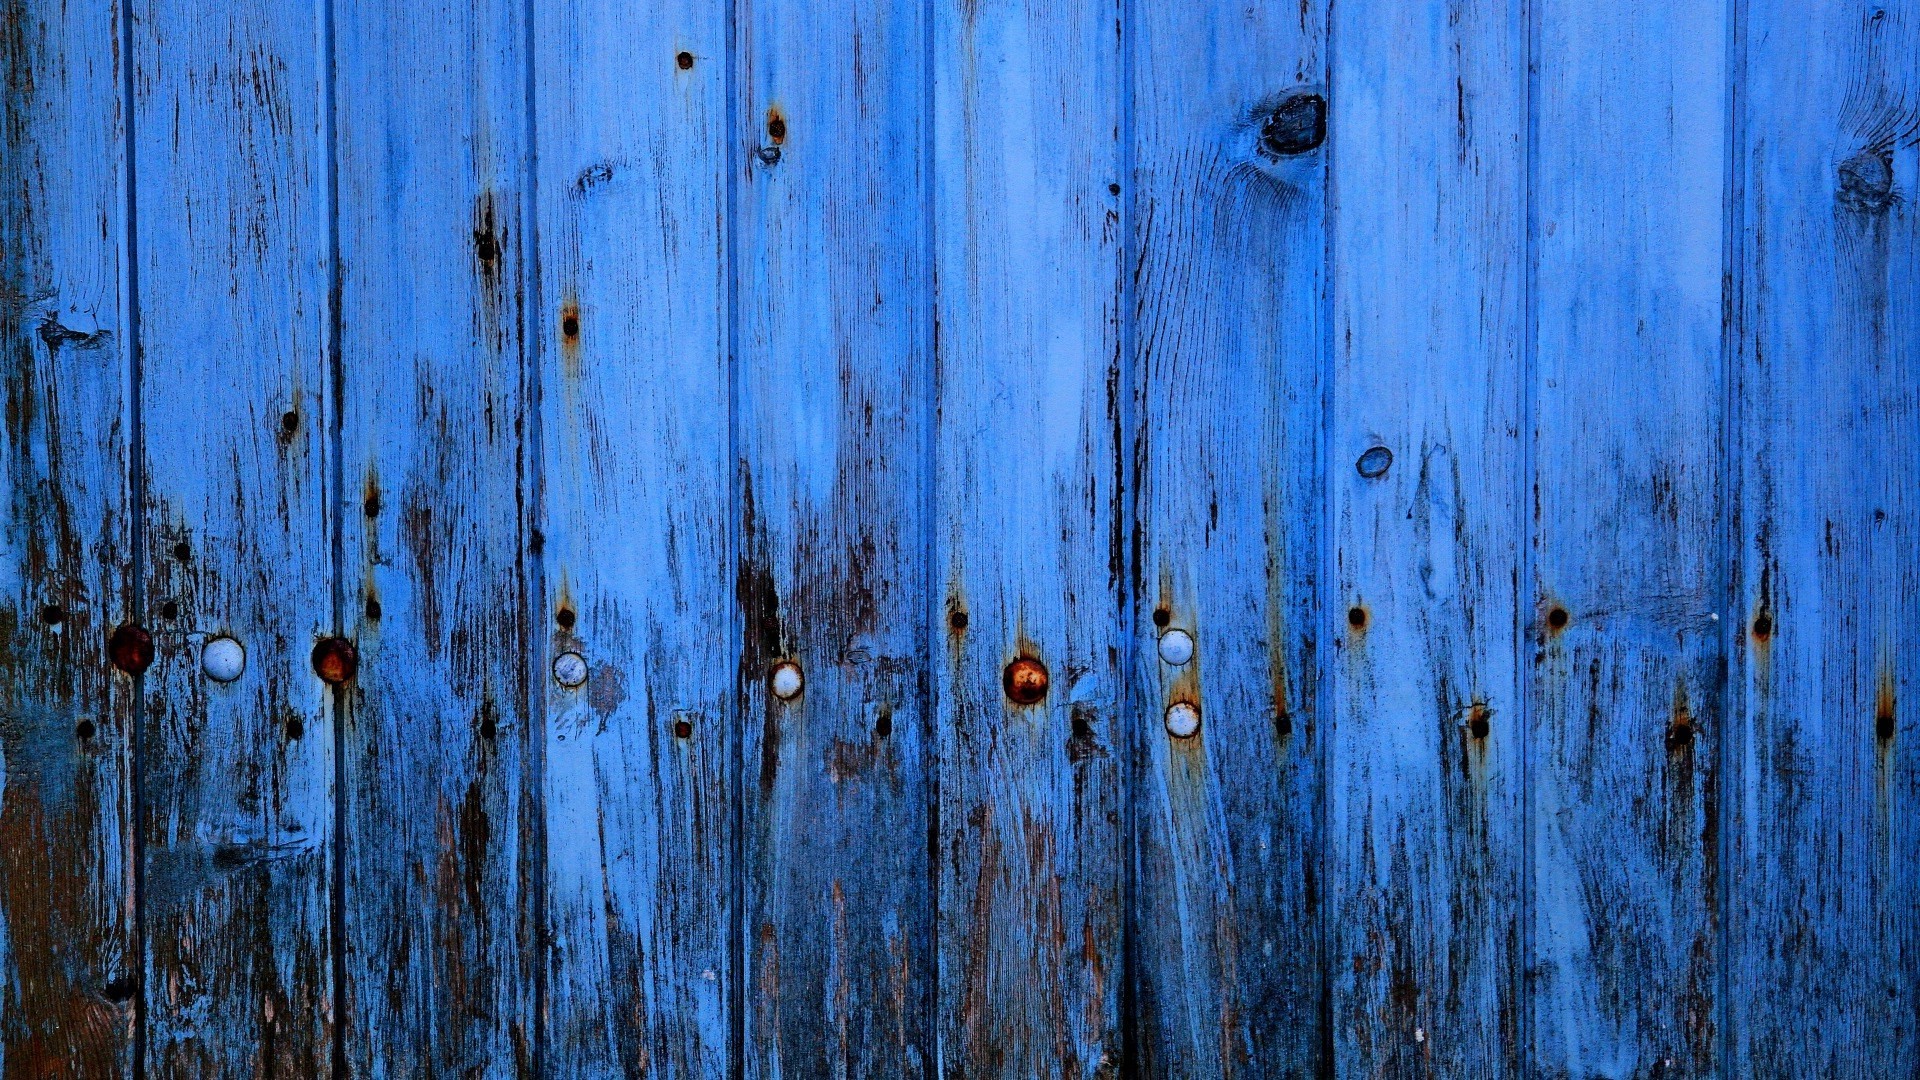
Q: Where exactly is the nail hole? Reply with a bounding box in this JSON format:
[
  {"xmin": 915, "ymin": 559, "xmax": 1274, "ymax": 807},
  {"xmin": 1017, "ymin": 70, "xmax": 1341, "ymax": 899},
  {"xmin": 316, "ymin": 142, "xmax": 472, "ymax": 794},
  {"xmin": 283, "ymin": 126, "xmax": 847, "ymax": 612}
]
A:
[
  {"xmin": 365, "ymin": 597, "xmax": 382, "ymax": 621},
  {"xmin": 1467, "ymin": 705, "xmax": 1490, "ymax": 739},
  {"xmin": 480, "ymin": 715, "xmax": 497, "ymax": 740},
  {"xmin": 556, "ymin": 608, "xmax": 576, "ymax": 630},
  {"xmin": 1347, "ymin": 606, "xmax": 1367, "ymax": 630},
  {"xmin": 1275, "ymin": 710, "xmax": 1293, "ymax": 736},
  {"xmin": 948, "ymin": 609, "xmax": 968, "ymax": 630},
  {"xmin": 1752, "ymin": 614, "xmax": 1773, "ymax": 640},
  {"xmin": 1547, "ymin": 606, "xmax": 1569, "ymax": 630},
  {"xmin": 677, "ymin": 50, "xmax": 694, "ymax": 69},
  {"xmin": 474, "ymin": 230, "xmax": 498, "ymax": 264},
  {"xmin": 1108, "ymin": 182, "xmax": 1120, "ymax": 195},
  {"xmin": 1667, "ymin": 720, "xmax": 1694, "ymax": 750},
  {"xmin": 674, "ymin": 718, "xmax": 694, "ymax": 739},
  {"xmin": 102, "ymin": 977, "xmax": 136, "ymax": 1003},
  {"xmin": 562, "ymin": 313, "xmax": 580, "ymax": 339},
  {"xmin": 1878, "ymin": 710, "xmax": 1896, "ymax": 741},
  {"xmin": 767, "ymin": 112, "xmax": 786, "ymax": 143},
  {"xmin": 75, "ymin": 719, "xmax": 95, "ymax": 740},
  {"xmin": 160, "ymin": 600, "xmax": 179, "ymax": 620},
  {"xmin": 1071, "ymin": 713, "xmax": 1093, "ymax": 741},
  {"xmin": 363, "ymin": 492, "xmax": 381, "ymax": 517},
  {"xmin": 1152, "ymin": 608, "xmax": 1171, "ymax": 628},
  {"xmin": 280, "ymin": 410, "xmax": 299, "ymax": 436},
  {"xmin": 39, "ymin": 603, "xmax": 65, "ymax": 625},
  {"xmin": 172, "ymin": 542, "xmax": 191, "ymax": 562},
  {"xmin": 875, "ymin": 711, "xmax": 893, "ymax": 737},
  {"xmin": 287, "ymin": 717, "xmax": 304, "ymax": 740}
]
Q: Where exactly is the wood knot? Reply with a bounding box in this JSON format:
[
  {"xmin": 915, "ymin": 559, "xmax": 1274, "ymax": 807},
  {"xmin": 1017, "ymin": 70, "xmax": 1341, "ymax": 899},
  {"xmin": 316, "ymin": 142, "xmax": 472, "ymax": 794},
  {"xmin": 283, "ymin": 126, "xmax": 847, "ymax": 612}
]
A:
[
  {"xmin": 1261, "ymin": 93, "xmax": 1326, "ymax": 157},
  {"xmin": 1837, "ymin": 150, "xmax": 1894, "ymax": 214}
]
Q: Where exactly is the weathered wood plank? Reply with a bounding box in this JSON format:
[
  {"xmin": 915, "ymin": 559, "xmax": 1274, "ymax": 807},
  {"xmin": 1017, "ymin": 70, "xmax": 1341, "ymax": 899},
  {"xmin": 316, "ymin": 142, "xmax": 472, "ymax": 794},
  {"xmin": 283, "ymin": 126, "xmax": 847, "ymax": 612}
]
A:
[
  {"xmin": 131, "ymin": 0, "xmax": 335, "ymax": 1070},
  {"xmin": 1730, "ymin": 2, "xmax": 1920, "ymax": 1074},
  {"xmin": 1130, "ymin": 4, "xmax": 1325, "ymax": 1075},
  {"xmin": 332, "ymin": 0, "xmax": 537, "ymax": 1072},
  {"xmin": 734, "ymin": 0, "xmax": 932, "ymax": 1071},
  {"xmin": 1529, "ymin": 0, "xmax": 1730, "ymax": 1074},
  {"xmin": 1326, "ymin": 0, "xmax": 1528, "ymax": 1072},
  {"xmin": 0, "ymin": 0, "xmax": 136, "ymax": 1071},
  {"xmin": 533, "ymin": 3, "xmax": 733, "ymax": 1075},
  {"xmin": 930, "ymin": 0, "xmax": 1122, "ymax": 1073}
]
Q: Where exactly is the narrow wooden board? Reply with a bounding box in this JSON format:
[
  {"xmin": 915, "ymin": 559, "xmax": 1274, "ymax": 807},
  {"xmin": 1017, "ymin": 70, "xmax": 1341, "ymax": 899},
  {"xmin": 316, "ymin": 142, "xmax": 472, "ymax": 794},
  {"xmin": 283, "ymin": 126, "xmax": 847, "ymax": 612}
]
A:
[
  {"xmin": 1325, "ymin": 0, "xmax": 1529, "ymax": 1072},
  {"xmin": 0, "ymin": 0, "xmax": 136, "ymax": 1070},
  {"xmin": 131, "ymin": 0, "xmax": 335, "ymax": 1070},
  {"xmin": 1130, "ymin": 3, "xmax": 1326, "ymax": 1074},
  {"xmin": 734, "ymin": 0, "xmax": 933, "ymax": 1071},
  {"xmin": 332, "ymin": 0, "xmax": 538, "ymax": 1072},
  {"xmin": 930, "ymin": 0, "xmax": 1123, "ymax": 1073},
  {"xmin": 1528, "ymin": 0, "xmax": 1731, "ymax": 1074},
  {"xmin": 1730, "ymin": 2, "xmax": 1920, "ymax": 1073},
  {"xmin": 533, "ymin": 1, "xmax": 734, "ymax": 1074}
]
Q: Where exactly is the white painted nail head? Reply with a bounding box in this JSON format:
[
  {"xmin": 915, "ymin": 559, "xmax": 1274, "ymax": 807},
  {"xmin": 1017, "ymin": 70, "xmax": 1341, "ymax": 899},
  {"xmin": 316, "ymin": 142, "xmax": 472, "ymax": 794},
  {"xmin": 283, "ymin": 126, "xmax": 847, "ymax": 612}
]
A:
[
  {"xmin": 202, "ymin": 636, "xmax": 246, "ymax": 683},
  {"xmin": 553, "ymin": 651, "xmax": 589, "ymax": 689},
  {"xmin": 1158, "ymin": 628, "xmax": 1194, "ymax": 666},
  {"xmin": 771, "ymin": 661, "xmax": 804, "ymax": 700},
  {"xmin": 1165, "ymin": 701, "xmax": 1201, "ymax": 739}
]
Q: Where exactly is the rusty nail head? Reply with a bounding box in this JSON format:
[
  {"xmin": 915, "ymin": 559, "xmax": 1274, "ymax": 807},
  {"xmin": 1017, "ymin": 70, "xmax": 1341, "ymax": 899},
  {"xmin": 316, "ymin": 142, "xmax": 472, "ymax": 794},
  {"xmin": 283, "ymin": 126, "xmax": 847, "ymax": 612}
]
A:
[
  {"xmin": 771, "ymin": 661, "xmax": 804, "ymax": 700},
  {"xmin": 311, "ymin": 637, "xmax": 358, "ymax": 685},
  {"xmin": 1158, "ymin": 628, "xmax": 1195, "ymax": 666},
  {"xmin": 202, "ymin": 636, "xmax": 246, "ymax": 683},
  {"xmin": 107, "ymin": 624, "xmax": 154, "ymax": 676},
  {"xmin": 553, "ymin": 651, "xmax": 588, "ymax": 689},
  {"xmin": 1165, "ymin": 701, "xmax": 1201, "ymax": 738},
  {"xmin": 1004, "ymin": 658, "xmax": 1049, "ymax": 705}
]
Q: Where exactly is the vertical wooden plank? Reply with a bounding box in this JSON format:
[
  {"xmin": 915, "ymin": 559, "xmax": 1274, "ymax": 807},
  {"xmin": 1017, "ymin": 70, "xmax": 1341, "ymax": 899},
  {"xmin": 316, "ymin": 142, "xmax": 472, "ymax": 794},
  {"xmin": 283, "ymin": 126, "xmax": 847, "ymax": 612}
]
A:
[
  {"xmin": 332, "ymin": 0, "xmax": 537, "ymax": 1072},
  {"xmin": 1130, "ymin": 2, "xmax": 1325, "ymax": 1075},
  {"xmin": 1325, "ymin": 0, "xmax": 1528, "ymax": 1072},
  {"xmin": 930, "ymin": 0, "xmax": 1122, "ymax": 1073},
  {"xmin": 131, "ymin": 0, "xmax": 335, "ymax": 1070},
  {"xmin": 734, "ymin": 0, "xmax": 931, "ymax": 1071},
  {"xmin": 0, "ymin": 0, "xmax": 136, "ymax": 1071},
  {"xmin": 1731, "ymin": 2, "xmax": 1920, "ymax": 1073},
  {"xmin": 533, "ymin": 0, "xmax": 732, "ymax": 1075},
  {"xmin": 1530, "ymin": 0, "xmax": 1729, "ymax": 1073}
]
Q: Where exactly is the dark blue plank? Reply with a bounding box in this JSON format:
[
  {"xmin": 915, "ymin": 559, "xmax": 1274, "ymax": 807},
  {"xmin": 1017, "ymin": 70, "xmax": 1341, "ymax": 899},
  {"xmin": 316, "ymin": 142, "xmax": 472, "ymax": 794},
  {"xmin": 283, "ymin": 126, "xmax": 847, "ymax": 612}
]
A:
[
  {"xmin": 1730, "ymin": 2, "xmax": 1920, "ymax": 1073},
  {"xmin": 0, "ymin": 0, "xmax": 136, "ymax": 1069}
]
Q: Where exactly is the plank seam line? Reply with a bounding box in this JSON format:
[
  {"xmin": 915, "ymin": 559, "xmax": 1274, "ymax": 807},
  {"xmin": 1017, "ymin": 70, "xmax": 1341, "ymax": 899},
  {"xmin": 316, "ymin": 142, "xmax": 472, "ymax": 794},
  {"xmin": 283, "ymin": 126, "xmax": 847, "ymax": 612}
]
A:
[
  {"xmin": 919, "ymin": 0, "xmax": 941, "ymax": 1068},
  {"xmin": 1315, "ymin": 0, "xmax": 1337, "ymax": 1072},
  {"xmin": 1520, "ymin": 0, "xmax": 1541, "ymax": 1069},
  {"xmin": 1117, "ymin": 0, "xmax": 1140, "ymax": 1067},
  {"xmin": 319, "ymin": 0, "xmax": 347, "ymax": 1069},
  {"xmin": 724, "ymin": 0, "xmax": 746, "ymax": 1070},
  {"xmin": 118, "ymin": 0, "xmax": 149, "ymax": 1070}
]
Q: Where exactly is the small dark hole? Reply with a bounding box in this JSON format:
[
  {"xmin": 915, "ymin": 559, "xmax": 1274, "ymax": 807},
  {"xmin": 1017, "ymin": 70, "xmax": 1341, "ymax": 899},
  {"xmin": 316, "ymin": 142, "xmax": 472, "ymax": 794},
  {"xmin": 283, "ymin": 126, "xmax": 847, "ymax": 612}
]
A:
[
  {"xmin": 365, "ymin": 597, "xmax": 382, "ymax": 621},
  {"xmin": 286, "ymin": 717, "xmax": 304, "ymax": 740},
  {"xmin": 1071, "ymin": 714, "xmax": 1093, "ymax": 741},
  {"xmin": 363, "ymin": 492, "xmax": 381, "ymax": 517},
  {"xmin": 562, "ymin": 314, "xmax": 580, "ymax": 339},
  {"xmin": 1667, "ymin": 721, "xmax": 1694, "ymax": 750},
  {"xmin": 102, "ymin": 977, "xmax": 136, "ymax": 1002},
  {"xmin": 556, "ymin": 608, "xmax": 576, "ymax": 629},
  {"xmin": 1152, "ymin": 608, "xmax": 1171, "ymax": 628},
  {"xmin": 1108, "ymin": 183, "xmax": 1120, "ymax": 195},
  {"xmin": 39, "ymin": 603, "xmax": 65, "ymax": 625},
  {"xmin": 160, "ymin": 601, "xmax": 179, "ymax": 620},
  {"xmin": 949, "ymin": 610, "xmax": 968, "ymax": 630},
  {"xmin": 173, "ymin": 542, "xmax": 191, "ymax": 562},
  {"xmin": 479, "ymin": 716, "xmax": 497, "ymax": 741},
  {"xmin": 75, "ymin": 719, "xmax": 95, "ymax": 740},
  {"xmin": 1878, "ymin": 712, "xmax": 1897, "ymax": 740},
  {"xmin": 280, "ymin": 410, "xmax": 299, "ymax": 436},
  {"xmin": 1468, "ymin": 711, "xmax": 1490, "ymax": 739},
  {"xmin": 1752, "ymin": 614, "xmax": 1773, "ymax": 640},
  {"xmin": 474, "ymin": 232, "xmax": 498, "ymax": 263},
  {"xmin": 674, "ymin": 718, "xmax": 694, "ymax": 739},
  {"xmin": 1547, "ymin": 607, "xmax": 1569, "ymax": 630},
  {"xmin": 874, "ymin": 713, "xmax": 892, "ymax": 737},
  {"xmin": 767, "ymin": 115, "xmax": 786, "ymax": 142},
  {"xmin": 1348, "ymin": 606, "xmax": 1367, "ymax": 629},
  {"xmin": 677, "ymin": 51, "xmax": 694, "ymax": 69},
  {"xmin": 1275, "ymin": 711, "xmax": 1293, "ymax": 736}
]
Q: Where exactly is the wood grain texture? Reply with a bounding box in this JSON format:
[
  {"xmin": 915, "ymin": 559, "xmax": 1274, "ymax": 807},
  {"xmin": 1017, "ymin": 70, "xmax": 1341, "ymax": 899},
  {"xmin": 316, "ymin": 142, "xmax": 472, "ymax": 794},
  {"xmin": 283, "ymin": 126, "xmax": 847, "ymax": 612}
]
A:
[
  {"xmin": 1730, "ymin": 1, "xmax": 1920, "ymax": 1074},
  {"xmin": 734, "ymin": 0, "xmax": 933, "ymax": 1072},
  {"xmin": 130, "ymin": 0, "xmax": 335, "ymax": 1071},
  {"xmin": 333, "ymin": 0, "xmax": 537, "ymax": 1072},
  {"xmin": 1129, "ymin": 3, "xmax": 1325, "ymax": 1075},
  {"xmin": 930, "ymin": 0, "xmax": 1122, "ymax": 1074},
  {"xmin": 534, "ymin": 1, "xmax": 733, "ymax": 1075},
  {"xmin": 1528, "ymin": 0, "xmax": 1729, "ymax": 1075},
  {"xmin": 0, "ymin": 0, "xmax": 136, "ymax": 1071},
  {"xmin": 1325, "ymin": 0, "xmax": 1528, "ymax": 1073}
]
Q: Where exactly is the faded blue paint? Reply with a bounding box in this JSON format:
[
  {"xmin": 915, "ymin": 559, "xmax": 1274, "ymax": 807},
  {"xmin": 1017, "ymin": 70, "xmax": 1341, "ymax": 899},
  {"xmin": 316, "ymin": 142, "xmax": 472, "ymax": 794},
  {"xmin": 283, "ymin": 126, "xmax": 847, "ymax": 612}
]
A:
[{"xmin": 0, "ymin": 0, "xmax": 1913, "ymax": 1075}]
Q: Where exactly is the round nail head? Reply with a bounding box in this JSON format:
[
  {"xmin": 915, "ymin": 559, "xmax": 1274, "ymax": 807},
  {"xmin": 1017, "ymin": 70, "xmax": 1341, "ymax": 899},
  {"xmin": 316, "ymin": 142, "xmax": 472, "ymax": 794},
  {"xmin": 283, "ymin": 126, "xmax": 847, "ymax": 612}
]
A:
[
  {"xmin": 311, "ymin": 637, "xmax": 358, "ymax": 685},
  {"xmin": 553, "ymin": 651, "xmax": 589, "ymax": 689},
  {"xmin": 771, "ymin": 661, "xmax": 804, "ymax": 700},
  {"xmin": 202, "ymin": 636, "xmax": 247, "ymax": 683},
  {"xmin": 1357, "ymin": 445, "xmax": 1393, "ymax": 479},
  {"xmin": 1158, "ymin": 629, "xmax": 1195, "ymax": 666},
  {"xmin": 107, "ymin": 624, "xmax": 155, "ymax": 676},
  {"xmin": 1165, "ymin": 701, "xmax": 1201, "ymax": 739},
  {"xmin": 1004, "ymin": 658, "xmax": 1049, "ymax": 705}
]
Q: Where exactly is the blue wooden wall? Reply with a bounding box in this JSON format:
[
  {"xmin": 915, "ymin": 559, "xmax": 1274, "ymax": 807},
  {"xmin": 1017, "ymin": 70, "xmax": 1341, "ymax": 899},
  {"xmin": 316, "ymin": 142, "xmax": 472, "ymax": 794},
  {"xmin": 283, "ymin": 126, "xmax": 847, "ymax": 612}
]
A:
[{"xmin": 1, "ymin": 0, "xmax": 1915, "ymax": 1075}]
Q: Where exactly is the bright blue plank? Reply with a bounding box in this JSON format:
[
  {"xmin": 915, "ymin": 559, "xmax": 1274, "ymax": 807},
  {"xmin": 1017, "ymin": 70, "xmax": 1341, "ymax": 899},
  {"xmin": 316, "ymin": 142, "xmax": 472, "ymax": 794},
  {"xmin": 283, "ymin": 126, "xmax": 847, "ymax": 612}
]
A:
[
  {"xmin": 130, "ymin": 0, "xmax": 336, "ymax": 1070},
  {"xmin": 1529, "ymin": 0, "xmax": 1730, "ymax": 1074},
  {"xmin": 332, "ymin": 0, "xmax": 537, "ymax": 1071},
  {"xmin": 534, "ymin": 1, "xmax": 733, "ymax": 1075},
  {"xmin": 735, "ymin": 0, "xmax": 933, "ymax": 1071},
  {"xmin": 931, "ymin": 0, "xmax": 1123, "ymax": 1072},
  {"xmin": 0, "ymin": 0, "xmax": 136, "ymax": 1069},
  {"xmin": 1130, "ymin": 3, "xmax": 1326, "ymax": 1075},
  {"xmin": 1326, "ymin": 0, "xmax": 1529, "ymax": 1072},
  {"xmin": 1730, "ymin": 2, "xmax": 1920, "ymax": 1073}
]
